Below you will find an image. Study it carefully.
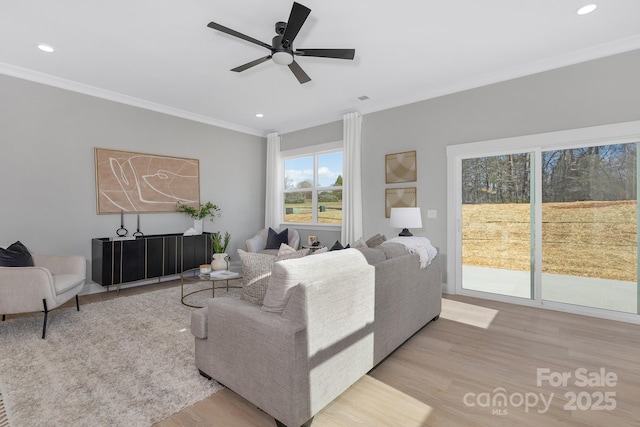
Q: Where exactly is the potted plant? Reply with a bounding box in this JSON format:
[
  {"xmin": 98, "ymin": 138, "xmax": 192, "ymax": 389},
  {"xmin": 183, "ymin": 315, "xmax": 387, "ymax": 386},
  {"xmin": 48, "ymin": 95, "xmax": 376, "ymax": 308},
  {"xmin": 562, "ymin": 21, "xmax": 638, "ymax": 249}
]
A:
[
  {"xmin": 176, "ymin": 201, "xmax": 221, "ymax": 235},
  {"xmin": 210, "ymin": 231, "xmax": 231, "ymax": 270}
]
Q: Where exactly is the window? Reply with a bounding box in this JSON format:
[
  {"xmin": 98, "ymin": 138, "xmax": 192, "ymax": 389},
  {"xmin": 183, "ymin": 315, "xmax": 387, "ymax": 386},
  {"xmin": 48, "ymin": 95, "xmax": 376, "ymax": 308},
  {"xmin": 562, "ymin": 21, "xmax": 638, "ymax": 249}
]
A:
[{"xmin": 283, "ymin": 149, "xmax": 343, "ymax": 224}]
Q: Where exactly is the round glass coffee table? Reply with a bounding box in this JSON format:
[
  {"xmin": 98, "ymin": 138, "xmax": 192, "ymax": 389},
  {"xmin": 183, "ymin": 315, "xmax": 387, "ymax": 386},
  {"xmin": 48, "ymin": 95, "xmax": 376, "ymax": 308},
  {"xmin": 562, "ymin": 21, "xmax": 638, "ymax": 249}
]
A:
[{"xmin": 180, "ymin": 268, "xmax": 243, "ymax": 308}]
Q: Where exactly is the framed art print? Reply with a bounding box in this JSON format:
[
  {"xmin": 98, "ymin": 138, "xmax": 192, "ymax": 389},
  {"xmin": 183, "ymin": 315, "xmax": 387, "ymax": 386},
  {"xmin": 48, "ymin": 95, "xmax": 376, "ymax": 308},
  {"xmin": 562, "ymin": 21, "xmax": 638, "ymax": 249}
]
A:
[
  {"xmin": 95, "ymin": 148, "xmax": 200, "ymax": 214},
  {"xmin": 385, "ymin": 187, "xmax": 417, "ymax": 218},
  {"xmin": 385, "ymin": 150, "xmax": 417, "ymax": 184}
]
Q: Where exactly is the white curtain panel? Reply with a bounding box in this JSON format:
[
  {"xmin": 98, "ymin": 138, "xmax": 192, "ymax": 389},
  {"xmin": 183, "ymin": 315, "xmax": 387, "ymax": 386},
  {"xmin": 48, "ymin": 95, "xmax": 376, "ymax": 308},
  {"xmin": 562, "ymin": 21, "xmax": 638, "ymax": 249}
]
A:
[
  {"xmin": 265, "ymin": 132, "xmax": 283, "ymax": 229},
  {"xmin": 342, "ymin": 112, "xmax": 364, "ymax": 244}
]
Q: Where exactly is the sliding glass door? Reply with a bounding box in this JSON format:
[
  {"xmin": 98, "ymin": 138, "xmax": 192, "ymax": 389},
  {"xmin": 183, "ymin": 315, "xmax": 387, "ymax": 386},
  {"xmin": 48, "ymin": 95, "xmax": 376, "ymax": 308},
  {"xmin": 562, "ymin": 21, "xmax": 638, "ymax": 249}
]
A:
[
  {"xmin": 541, "ymin": 143, "xmax": 637, "ymax": 313},
  {"xmin": 461, "ymin": 153, "xmax": 533, "ymax": 299},
  {"xmin": 454, "ymin": 139, "xmax": 639, "ymax": 317}
]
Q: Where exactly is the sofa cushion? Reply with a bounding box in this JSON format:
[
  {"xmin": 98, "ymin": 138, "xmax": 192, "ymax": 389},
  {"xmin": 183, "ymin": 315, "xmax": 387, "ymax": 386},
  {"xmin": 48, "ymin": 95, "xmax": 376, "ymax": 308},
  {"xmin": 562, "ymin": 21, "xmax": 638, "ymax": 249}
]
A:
[
  {"xmin": 0, "ymin": 241, "xmax": 34, "ymax": 267},
  {"xmin": 265, "ymin": 227, "xmax": 289, "ymax": 250},
  {"xmin": 238, "ymin": 246, "xmax": 309, "ymax": 305},
  {"xmin": 262, "ymin": 249, "xmax": 364, "ymax": 314},
  {"xmin": 355, "ymin": 247, "xmax": 386, "ymax": 265}
]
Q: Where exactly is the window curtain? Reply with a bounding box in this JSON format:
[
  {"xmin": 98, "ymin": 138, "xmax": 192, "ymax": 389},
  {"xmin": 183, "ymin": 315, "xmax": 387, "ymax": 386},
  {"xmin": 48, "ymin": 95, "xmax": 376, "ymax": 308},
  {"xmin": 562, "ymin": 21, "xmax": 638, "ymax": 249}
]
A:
[
  {"xmin": 265, "ymin": 132, "xmax": 283, "ymax": 229},
  {"xmin": 342, "ymin": 112, "xmax": 363, "ymax": 243}
]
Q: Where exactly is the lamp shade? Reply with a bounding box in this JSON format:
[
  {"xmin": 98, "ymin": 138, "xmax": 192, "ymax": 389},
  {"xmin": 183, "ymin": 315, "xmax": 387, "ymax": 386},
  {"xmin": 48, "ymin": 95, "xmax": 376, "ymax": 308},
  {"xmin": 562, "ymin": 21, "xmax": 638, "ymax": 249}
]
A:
[{"xmin": 390, "ymin": 207, "xmax": 422, "ymax": 236}]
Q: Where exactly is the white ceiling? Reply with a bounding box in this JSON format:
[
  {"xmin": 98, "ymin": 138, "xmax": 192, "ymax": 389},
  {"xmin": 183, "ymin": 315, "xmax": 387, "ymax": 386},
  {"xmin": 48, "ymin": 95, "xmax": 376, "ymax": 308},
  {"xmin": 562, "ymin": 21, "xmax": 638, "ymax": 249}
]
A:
[{"xmin": 2, "ymin": 1, "xmax": 640, "ymax": 137}]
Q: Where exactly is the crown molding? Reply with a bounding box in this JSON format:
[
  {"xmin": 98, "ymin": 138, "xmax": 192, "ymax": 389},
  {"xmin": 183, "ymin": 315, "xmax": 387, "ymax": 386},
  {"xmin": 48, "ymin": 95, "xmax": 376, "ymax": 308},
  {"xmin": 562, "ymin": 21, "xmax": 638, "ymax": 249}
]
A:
[
  {"xmin": 0, "ymin": 62, "xmax": 264, "ymax": 137},
  {"xmin": 357, "ymin": 34, "xmax": 640, "ymax": 118}
]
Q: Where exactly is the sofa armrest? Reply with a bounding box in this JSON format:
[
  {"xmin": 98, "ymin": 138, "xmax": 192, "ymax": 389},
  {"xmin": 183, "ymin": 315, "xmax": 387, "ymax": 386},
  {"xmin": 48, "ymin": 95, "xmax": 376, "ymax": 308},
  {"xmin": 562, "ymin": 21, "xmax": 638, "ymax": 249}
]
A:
[
  {"xmin": 32, "ymin": 254, "xmax": 86, "ymax": 277},
  {"xmin": 190, "ymin": 306, "xmax": 209, "ymax": 339},
  {"xmin": 0, "ymin": 267, "xmax": 57, "ymax": 314},
  {"xmin": 199, "ymin": 297, "xmax": 301, "ymax": 395}
]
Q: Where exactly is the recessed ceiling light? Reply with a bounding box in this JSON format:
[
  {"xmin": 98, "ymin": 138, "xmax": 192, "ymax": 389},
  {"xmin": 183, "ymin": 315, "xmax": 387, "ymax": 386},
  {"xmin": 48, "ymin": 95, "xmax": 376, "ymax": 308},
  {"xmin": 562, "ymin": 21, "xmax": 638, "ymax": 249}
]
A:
[
  {"xmin": 255, "ymin": 113, "xmax": 264, "ymax": 118},
  {"xmin": 37, "ymin": 44, "xmax": 55, "ymax": 53},
  {"xmin": 577, "ymin": 4, "xmax": 597, "ymax": 15}
]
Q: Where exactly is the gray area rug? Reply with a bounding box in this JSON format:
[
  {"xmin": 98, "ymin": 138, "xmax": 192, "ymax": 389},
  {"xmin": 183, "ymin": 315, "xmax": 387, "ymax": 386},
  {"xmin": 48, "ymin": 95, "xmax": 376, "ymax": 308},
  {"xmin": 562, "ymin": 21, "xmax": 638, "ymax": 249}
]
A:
[{"xmin": 0, "ymin": 283, "xmax": 240, "ymax": 427}]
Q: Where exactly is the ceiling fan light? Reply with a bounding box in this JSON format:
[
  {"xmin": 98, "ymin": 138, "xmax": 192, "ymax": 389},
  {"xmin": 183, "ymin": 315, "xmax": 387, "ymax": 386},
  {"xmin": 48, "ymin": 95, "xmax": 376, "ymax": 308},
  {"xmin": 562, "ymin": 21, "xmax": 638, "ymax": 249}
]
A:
[{"xmin": 272, "ymin": 51, "xmax": 294, "ymax": 65}]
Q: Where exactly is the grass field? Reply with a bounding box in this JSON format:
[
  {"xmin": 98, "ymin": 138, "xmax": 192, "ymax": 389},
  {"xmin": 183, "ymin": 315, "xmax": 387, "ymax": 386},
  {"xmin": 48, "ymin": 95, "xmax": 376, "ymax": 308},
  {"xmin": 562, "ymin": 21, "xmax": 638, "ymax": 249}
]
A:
[
  {"xmin": 462, "ymin": 200, "xmax": 637, "ymax": 282},
  {"xmin": 284, "ymin": 201, "xmax": 342, "ymax": 224}
]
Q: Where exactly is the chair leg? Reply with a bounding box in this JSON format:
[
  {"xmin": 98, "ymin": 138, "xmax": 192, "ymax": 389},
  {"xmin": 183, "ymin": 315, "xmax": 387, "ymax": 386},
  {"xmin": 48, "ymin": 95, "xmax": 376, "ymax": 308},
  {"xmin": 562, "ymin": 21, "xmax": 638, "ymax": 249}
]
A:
[
  {"xmin": 2, "ymin": 314, "xmax": 5, "ymax": 321},
  {"xmin": 42, "ymin": 299, "xmax": 49, "ymax": 339},
  {"xmin": 75, "ymin": 294, "xmax": 80, "ymax": 311}
]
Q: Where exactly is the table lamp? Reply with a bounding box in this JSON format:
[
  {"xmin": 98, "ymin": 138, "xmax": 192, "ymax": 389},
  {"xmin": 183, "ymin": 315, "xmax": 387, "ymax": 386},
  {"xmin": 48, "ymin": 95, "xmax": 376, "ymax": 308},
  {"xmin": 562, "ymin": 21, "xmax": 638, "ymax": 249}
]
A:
[{"xmin": 390, "ymin": 207, "xmax": 422, "ymax": 236}]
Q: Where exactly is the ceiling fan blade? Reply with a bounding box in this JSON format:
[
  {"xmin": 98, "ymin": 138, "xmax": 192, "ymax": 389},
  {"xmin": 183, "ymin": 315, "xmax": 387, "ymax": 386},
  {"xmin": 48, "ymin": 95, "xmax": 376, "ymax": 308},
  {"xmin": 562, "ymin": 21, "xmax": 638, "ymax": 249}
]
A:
[
  {"xmin": 282, "ymin": 2, "xmax": 311, "ymax": 47},
  {"xmin": 207, "ymin": 21, "xmax": 272, "ymax": 50},
  {"xmin": 296, "ymin": 48, "xmax": 355, "ymax": 60},
  {"xmin": 288, "ymin": 60, "xmax": 311, "ymax": 84},
  {"xmin": 231, "ymin": 55, "xmax": 272, "ymax": 72}
]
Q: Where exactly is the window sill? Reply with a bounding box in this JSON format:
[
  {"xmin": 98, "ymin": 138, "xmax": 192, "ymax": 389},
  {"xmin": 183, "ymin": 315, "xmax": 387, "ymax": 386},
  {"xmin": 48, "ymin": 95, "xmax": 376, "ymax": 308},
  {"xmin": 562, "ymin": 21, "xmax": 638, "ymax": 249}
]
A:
[{"xmin": 280, "ymin": 223, "xmax": 341, "ymax": 232}]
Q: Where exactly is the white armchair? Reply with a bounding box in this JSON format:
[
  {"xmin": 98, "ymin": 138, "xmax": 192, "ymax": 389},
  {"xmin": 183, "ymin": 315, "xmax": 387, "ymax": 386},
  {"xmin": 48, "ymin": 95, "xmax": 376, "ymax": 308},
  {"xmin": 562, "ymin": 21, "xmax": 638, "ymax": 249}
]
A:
[
  {"xmin": 0, "ymin": 254, "xmax": 86, "ymax": 339},
  {"xmin": 245, "ymin": 227, "xmax": 300, "ymax": 254}
]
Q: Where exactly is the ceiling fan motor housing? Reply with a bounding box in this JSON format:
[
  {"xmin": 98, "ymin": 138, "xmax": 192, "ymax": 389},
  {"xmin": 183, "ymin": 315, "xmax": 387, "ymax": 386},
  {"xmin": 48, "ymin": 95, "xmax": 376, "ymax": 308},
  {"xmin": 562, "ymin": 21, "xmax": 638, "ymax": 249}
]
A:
[
  {"xmin": 275, "ymin": 21, "xmax": 287, "ymax": 35},
  {"xmin": 272, "ymin": 26, "xmax": 294, "ymax": 65}
]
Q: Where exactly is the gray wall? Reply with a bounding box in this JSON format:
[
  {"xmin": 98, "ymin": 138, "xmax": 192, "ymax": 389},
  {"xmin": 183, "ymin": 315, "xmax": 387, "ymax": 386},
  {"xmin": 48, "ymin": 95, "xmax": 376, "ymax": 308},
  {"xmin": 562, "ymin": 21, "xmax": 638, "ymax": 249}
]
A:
[
  {"xmin": 0, "ymin": 74, "xmax": 266, "ymax": 293},
  {"xmin": 4, "ymin": 48, "xmax": 640, "ymax": 292},
  {"xmin": 283, "ymin": 49, "xmax": 640, "ymax": 285}
]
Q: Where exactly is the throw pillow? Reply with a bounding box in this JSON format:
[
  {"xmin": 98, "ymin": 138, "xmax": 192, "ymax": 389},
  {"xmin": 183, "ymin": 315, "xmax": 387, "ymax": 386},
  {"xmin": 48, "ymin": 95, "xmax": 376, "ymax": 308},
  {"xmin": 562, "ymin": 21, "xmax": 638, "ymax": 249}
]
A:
[
  {"xmin": 238, "ymin": 246, "xmax": 309, "ymax": 305},
  {"xmin": 238, "ymin": 249, "xmax": 277, "ymax": 305},
  {"xmin": 380, "ymin": 242, "xmax": 409, "ymax": 259},
  {"xmin": 0, "ymin": 241, "xmax": 35, "ymax": 267},
  {"xmin": 310, "ymin": 246, "xmax": 329, "ymax": 255},
  {"xmin": 277, "ymin": 243, "xmax": 296, "ymax": 256},
  {"xmin": 277, "ymin": 247, "xmax": 309, "ymax": 262},
  {"xmin": 265, "ymin": 228, "xmax": 289, "ymax": 250},
  {"xmin": 329, "ymin": 240, "xmax": 350, "ymax": 251},
  {"xmin": 365, "ymin": 234, "xmax": 387, "ymax": 248},
  {"xmin": 352, "ymin": 237, "xmax": 368, "ymax": 249}
]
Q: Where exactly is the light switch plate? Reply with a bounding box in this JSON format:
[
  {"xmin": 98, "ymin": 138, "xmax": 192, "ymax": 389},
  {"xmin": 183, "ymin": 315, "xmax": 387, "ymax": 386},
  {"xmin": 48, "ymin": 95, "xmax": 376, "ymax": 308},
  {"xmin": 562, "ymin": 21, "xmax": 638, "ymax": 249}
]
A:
[{"xmin": 427, "ymin": 210, "xmax": 437, "ymax": 219}]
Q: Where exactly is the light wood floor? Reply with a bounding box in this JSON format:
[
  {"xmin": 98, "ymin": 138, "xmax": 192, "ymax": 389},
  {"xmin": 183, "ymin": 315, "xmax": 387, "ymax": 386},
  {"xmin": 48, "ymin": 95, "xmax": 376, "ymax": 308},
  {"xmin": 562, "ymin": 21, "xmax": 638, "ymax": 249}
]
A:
[{"xmin": 75, "ymin": 283, "xmax": 640, "ymax": 427}]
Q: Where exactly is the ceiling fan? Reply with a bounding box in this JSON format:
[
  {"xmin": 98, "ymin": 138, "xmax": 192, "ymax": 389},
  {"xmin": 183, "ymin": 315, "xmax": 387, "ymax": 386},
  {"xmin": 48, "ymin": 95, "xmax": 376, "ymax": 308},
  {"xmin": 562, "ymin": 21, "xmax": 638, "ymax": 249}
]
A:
[{"xmin": 207, "ymin": 2, "xmax": 355, "ymax": 84}]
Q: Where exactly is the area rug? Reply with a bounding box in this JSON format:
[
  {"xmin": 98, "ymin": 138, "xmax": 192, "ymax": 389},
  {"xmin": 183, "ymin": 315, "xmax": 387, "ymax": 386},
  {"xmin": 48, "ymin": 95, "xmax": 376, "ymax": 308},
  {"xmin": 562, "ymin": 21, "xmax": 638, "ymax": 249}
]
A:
[{"xmin": 0, "ymin": 282, "xmax": 241, "ymax": 427}]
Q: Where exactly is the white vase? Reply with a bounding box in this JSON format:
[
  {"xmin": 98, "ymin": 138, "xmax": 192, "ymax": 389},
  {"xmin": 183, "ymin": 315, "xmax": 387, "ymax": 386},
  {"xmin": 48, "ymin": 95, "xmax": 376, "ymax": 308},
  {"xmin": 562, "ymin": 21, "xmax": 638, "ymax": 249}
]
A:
[
  {"xmin": 193, "ymin": 219, "xmax": 203, "ymax": 235},
  {"xmin": 211, "ymin": 253, "xmax": 228, "ymax": 270}
]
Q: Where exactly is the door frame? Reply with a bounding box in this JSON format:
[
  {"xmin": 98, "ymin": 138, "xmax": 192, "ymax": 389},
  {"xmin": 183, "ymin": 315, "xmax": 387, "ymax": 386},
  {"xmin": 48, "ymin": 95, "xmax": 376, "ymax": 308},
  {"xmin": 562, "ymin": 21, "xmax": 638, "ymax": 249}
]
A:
[{"xmin": 446, "ymin": 120, "xmax": 640, "ymax": 324}]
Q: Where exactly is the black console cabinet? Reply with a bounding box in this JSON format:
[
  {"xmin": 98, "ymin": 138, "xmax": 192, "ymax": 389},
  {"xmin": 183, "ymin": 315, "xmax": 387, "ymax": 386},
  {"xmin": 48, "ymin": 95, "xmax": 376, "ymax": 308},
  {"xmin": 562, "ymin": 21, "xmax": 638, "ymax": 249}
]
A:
[{"xmin": 92, "ymin": 233, "xmax": 212, "ymax": 289}]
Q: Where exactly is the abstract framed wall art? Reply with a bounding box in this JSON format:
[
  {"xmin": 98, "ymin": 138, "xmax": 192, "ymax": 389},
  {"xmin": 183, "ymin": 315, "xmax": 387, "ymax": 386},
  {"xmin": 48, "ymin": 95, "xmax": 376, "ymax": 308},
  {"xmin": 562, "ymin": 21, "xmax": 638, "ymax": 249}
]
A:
[
  {"xmin": 385, "ymin": 187, "xmax": 417, "ymax": 218},
  {"xmin": 385, "ymin": 150, "xmax": 417, "ymax": 184},
  {"xmin": 95, "ymin": 148, "xmax": 200, "ymax": 214}
]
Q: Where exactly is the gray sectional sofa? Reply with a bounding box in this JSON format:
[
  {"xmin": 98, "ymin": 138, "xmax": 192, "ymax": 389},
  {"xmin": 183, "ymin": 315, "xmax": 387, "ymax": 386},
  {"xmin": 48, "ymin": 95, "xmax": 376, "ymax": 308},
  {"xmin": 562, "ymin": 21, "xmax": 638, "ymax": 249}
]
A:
[{"xmin": 190, "ymin": 243, "xmax": 441, "ymax": 427}]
